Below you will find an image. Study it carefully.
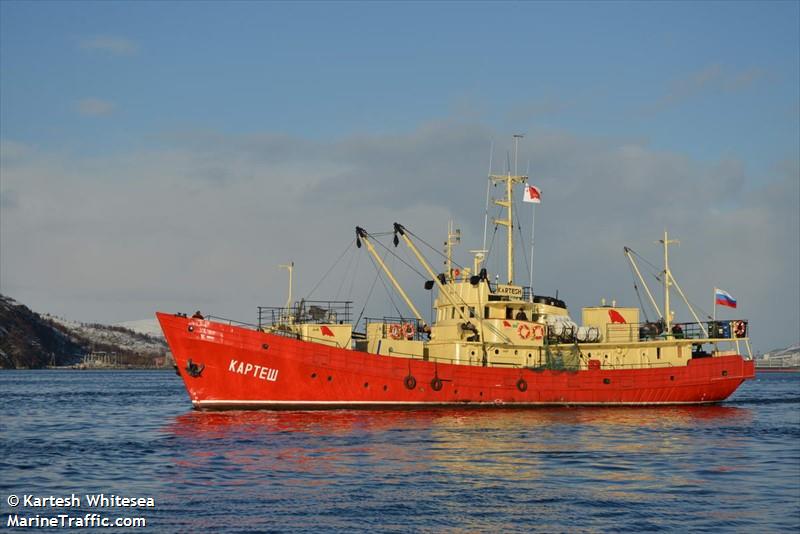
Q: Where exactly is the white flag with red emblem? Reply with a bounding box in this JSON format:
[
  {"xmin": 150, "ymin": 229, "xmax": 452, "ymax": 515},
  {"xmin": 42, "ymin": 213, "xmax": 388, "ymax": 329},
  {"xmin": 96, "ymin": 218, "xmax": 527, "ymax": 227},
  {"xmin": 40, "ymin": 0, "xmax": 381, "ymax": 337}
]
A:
[{"xmin": 523, "ymin": 184, "xmax": 541, "ymax": 203}]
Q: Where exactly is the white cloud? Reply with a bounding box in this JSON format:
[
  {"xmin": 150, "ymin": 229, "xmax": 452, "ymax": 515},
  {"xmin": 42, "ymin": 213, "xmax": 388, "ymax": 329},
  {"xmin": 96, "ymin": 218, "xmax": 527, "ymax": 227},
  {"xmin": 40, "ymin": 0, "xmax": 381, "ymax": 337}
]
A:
[
  {"xmin": 76, "ymin": 98, "xmax": 115, "ymax": 116},
  {"xmin": 79, "ymin": 36, "xmax": 139, "ymax": 56},
  {"xmin": 647, "ymin": 64, "xmax": 768, "ymax": 112},
  {"xmin": 0, "ymin": 123, "xmax": 797, "ymax": 354}
]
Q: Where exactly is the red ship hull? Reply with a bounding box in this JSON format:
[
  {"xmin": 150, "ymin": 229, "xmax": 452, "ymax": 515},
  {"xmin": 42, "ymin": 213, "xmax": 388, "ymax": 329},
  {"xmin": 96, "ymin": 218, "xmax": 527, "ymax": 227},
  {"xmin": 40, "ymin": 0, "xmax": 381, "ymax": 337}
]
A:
[{"xmin": 158, "ymin": 313, "xmax": 755, "ymax": 409}]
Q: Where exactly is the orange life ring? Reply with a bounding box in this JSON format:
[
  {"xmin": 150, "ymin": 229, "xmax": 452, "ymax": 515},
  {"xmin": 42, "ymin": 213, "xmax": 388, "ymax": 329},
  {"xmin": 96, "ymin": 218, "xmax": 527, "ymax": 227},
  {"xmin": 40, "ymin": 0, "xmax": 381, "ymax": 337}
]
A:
[
  {"xmin": 403, "ymin": 322, "xmax": 415, "ymax": 339},
  {"xmin": 532, "ymin": 324, "xmax": 544, "ymax": 340},
  {"xmin": 518, "ymin": 323, "xmax": 532, "ymax": 340},
  {"xmin": 453, "ymin": 268, "xmax": 460, "ymax": 278},
  {"xmin": 388, "ymin": 323, "xmax": 403, "ymax": 340},
  {"xmin": 733, "ymin": 320, "xmax": 746, "ymax": 337}
]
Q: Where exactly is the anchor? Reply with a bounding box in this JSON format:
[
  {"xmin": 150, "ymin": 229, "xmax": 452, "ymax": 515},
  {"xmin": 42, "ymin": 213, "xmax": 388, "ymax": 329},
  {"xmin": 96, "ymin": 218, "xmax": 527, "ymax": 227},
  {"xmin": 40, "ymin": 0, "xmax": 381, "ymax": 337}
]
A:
[{"xmin": 185, "ymin": 359, "xmax": 205, "ymax": 378}]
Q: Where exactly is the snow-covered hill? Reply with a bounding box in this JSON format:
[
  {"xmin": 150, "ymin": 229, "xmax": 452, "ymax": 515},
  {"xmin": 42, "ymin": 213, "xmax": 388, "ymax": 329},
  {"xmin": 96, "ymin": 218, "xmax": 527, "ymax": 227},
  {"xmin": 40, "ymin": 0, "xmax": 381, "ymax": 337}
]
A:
[
  {"xmin": 46, "ymin": 315, "xmax": 166, "ymax": 354},
  {"xmin": 114, "ymin": 318, "xmax": 164, "ymax": 339}
]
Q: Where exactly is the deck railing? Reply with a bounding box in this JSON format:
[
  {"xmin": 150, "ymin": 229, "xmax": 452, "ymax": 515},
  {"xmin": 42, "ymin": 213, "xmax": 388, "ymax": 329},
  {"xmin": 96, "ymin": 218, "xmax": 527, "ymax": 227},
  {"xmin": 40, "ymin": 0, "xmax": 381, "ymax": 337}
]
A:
[
  {"xmin": 257, "ymin": 300, "xmax": 352, "ymax": 329},
  {"xmin": 609, "ymin": 319, "xmax": 749, "ymax": 342}
]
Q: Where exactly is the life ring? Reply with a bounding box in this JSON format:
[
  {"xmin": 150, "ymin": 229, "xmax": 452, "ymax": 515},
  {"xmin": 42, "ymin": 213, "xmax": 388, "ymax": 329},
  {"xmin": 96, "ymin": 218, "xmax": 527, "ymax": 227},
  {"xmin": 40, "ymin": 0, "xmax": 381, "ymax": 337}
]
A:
[
  {"xmin": 453, "ymin": 268, "xmax": 460, "ymax": 278},
  {"xmin": 532, "ymin": 324, "xmax": 544, "ymax": 340},
  {"xmin": 733, "ymin": 320, "xmax": 746, "ymax": 337},
  {"xmin": 430, "ymin": 377, "xmax": 443, "ymax": 391},
  {"xmin": 518, "ymin": 323, "xmax": 532, "ymax": 340},
  {"xmin": 403, "ymin": 322, "xmax": 415, "ymax": 340},
  {"xmin": 516, "ymin": 378, "xmax": 528, "ymax": 392},
  {"xmin": 388, "ymin": 323, "xmax": 403, "ymax": 340},
  {"xmin": 404, "ymin": 375, "xmax": 417, "ymax": 390}
]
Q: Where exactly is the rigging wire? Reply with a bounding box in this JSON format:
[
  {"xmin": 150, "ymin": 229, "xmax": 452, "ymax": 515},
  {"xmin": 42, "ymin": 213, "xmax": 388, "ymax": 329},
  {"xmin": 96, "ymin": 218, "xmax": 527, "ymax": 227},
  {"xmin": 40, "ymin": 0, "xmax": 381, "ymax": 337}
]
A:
[
  {"xmin": 626, "ymin": 247, "xmax": 713, "ymax": 321},
  {"xmin": 344, "ymin": 248, "xmax": 362, "ymax": 303},
  {"xmin": 366, "ymin": 251, "xmax": 404, "ymax": 318},
  {"xmin": 513, "ymin": 193, "xmax": 530, "ymax": 283},
  {"xmin": 334, "ymin": 243, "xmax": 358, "ymax": 301},
  {"xmin": 352, "ymin": 260, "xmax": 383, "ymax": 332},
  {"xmin": 306, "ymin": 239, "xmax": 356, "ymax": 300},
  {"xmin": 626, "ymin": 254, "xmax": 651, "ymax": 323},
  {"xmin": 368, "ymin": 231, "xmax": 429, "ymax": 280},
  {"xmin": 403, "ymin": 227, "xmax": 467, "ymax": 272}
]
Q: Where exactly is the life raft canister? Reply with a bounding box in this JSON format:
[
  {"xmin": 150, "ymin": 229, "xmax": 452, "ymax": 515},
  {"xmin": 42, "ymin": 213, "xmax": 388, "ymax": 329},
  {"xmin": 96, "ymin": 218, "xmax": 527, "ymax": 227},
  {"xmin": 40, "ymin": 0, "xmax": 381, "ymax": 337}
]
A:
[
  {"xmin": 517, "ymin": 323, "xmax": 532, "ymax": 340},
  {"xmin": 388, "ymin": 323, "xmax": 403, "ymax": 340}
]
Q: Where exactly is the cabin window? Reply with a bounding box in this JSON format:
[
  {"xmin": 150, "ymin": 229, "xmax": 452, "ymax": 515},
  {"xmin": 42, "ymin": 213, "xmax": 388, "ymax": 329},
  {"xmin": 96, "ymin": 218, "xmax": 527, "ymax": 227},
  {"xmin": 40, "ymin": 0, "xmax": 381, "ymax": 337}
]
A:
[
  {"xmin": 469, "ymin": 307, "xmax": 475, "ymax": 318},
  {"xmin": 451, "ymin": 308, "xmax": 455, "ymax": 319},
  {"xmin": 484, "ymin": 306, "xmax": 490, "ymax": 319},
  {"xmin": 506, "ymin": 308, "xmax": 513, "ymax": 319}
]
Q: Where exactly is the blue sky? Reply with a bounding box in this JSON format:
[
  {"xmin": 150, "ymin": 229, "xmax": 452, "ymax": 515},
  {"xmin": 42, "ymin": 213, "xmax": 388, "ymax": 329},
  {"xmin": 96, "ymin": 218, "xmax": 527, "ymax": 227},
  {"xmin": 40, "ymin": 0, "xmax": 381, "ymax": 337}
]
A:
[
  {"xmin": 2, "ymin": 2, "xmax": 797, "ymax": 165},
  {"xmin": 1, "ymin": 1, "xmax": 798, "ymax": 352}
]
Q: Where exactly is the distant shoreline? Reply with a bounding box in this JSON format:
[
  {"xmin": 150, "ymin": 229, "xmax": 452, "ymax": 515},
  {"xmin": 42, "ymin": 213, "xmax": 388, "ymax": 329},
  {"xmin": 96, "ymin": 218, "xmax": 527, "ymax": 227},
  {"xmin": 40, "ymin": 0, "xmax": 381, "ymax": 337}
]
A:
[{"xmin": 1, "ymin": 366, "xmax": 174, "ymax": 371}]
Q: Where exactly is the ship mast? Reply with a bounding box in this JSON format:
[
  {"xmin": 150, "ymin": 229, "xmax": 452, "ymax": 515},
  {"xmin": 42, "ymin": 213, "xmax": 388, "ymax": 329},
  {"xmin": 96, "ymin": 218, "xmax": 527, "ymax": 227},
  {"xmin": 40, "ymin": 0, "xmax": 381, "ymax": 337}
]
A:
[
  {"xmin": 490, "ymin": 135, "xmax": 527, "ymax": 284},
  {"xmin": 660, "ymin": 231, "xmax": 679, "ymax": 335},
  {"xmin": 279, "ymin": 262, "xmax": 294, "ymax": 324},
  {"xmin": 444, "ymin": 220, "xmax": 461, "ymax": 281}
]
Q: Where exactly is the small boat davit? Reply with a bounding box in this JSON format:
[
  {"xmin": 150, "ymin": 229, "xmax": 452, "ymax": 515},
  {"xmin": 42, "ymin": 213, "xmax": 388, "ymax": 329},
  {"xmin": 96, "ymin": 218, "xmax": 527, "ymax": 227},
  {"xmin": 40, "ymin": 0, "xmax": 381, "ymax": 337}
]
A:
[{"xmin": 158, "ymin": 146, "xmax": 754, "ymax": 409}]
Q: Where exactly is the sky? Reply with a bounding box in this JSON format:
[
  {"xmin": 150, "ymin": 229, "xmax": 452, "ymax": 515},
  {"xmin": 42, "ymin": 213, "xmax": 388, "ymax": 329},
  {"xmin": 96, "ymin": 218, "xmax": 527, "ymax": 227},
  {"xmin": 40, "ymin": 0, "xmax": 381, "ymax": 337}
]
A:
[{"xmin": 1, "ymin": 1, "xmax": 798, "ymax": 354}]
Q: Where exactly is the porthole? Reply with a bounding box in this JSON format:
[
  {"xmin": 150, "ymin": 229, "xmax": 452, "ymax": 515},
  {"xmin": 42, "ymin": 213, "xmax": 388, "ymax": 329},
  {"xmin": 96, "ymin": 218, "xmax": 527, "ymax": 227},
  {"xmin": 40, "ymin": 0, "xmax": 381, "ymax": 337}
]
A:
[
  {"xmin": 327, "ymin": 376, "xmax": 332, "ymax": 381},
  {"xmin": 311, "ymin": 373, "xmax": 317, "ymax": 379},
  {"xmin": 364, "ymin": 382, "xmax": 369, "ymax": 388},
  {"xmin": 603, "ymin": 378, "xmax": 611, "ymax": 384}
]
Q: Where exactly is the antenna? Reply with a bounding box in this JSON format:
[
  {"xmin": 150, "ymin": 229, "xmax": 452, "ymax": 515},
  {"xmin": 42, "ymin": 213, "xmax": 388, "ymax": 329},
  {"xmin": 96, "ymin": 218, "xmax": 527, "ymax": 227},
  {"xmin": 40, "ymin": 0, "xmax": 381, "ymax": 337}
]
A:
[
  {"xmin": 482, "ymin": 140, "xmax": 494, "ymax": 252},
  {"xmin": 513, "ymin": 133, "xmax": 524, "ymax": 176},
  {"xmin": 279, "ymin": 262, "xmax": 294, "ymax": 322}
]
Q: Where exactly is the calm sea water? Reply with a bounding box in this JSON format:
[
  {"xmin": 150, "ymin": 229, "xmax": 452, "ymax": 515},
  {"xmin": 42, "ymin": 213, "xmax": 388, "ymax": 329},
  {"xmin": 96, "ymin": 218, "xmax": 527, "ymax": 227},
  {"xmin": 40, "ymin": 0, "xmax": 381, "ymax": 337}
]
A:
[{"xmin": 1, "ymin": 370, "xmax": 798, "ymax": 532}]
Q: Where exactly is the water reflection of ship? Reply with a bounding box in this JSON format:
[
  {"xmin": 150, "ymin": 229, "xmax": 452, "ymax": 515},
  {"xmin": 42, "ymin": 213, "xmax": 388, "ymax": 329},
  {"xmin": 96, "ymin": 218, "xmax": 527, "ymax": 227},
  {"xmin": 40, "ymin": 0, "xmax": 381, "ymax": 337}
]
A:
[
  {"xmin": 168, "ymin": 405, "xmax": 750, "ymax": 436},
  {"xmin": 165, "ymin": 405, "xmax": 752, "ymax": 480}
]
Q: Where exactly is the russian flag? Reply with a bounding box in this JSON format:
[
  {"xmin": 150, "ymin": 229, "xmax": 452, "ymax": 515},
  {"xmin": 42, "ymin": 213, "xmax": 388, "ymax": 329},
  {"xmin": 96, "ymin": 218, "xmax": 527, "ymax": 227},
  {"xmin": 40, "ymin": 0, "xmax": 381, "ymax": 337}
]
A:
[{"xmin": 715, "ymin": 288, "xmax": 737, "ymax": 309}]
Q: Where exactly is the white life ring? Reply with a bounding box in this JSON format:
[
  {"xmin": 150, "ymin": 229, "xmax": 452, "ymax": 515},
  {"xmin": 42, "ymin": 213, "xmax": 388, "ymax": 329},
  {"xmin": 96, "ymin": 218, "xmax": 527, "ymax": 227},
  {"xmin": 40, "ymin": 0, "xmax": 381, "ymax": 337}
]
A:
[
  {"xmin": 388, "ymin": 323, "xmax": 403, "ymax": 340},
  {"xmin": 403, "ymin": 322, "xmax": 415, "ymax": 339},
  {"xmin": 733, "ymin": 320, "xmax": 746, "ymax": 338}
]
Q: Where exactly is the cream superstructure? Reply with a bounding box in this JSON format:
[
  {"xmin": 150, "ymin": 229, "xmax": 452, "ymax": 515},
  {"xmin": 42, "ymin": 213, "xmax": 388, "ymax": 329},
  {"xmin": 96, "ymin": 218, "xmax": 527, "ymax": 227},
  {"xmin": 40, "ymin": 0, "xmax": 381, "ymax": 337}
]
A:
[{"xmin": 260, "ymin": 164, "xmax": 751, "ymax": 374}]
